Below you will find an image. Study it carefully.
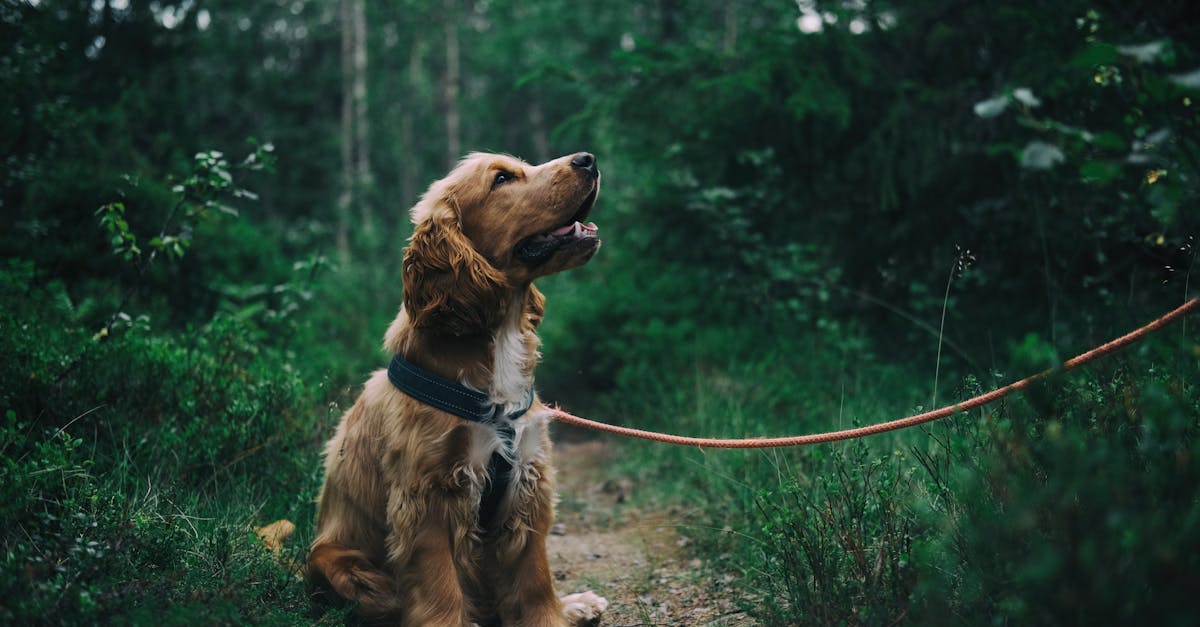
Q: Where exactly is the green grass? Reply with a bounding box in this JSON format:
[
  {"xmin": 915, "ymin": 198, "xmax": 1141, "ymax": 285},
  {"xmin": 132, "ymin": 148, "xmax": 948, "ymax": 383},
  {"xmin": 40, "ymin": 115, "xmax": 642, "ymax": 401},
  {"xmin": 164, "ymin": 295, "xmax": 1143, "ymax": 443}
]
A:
[
  {"xmin": 596, "ymin": 320, "xmax": 1200, "ymax": 625},
  {"xmin": 0, "ymin": 416, "xmax": 323, "ymax": 624}
]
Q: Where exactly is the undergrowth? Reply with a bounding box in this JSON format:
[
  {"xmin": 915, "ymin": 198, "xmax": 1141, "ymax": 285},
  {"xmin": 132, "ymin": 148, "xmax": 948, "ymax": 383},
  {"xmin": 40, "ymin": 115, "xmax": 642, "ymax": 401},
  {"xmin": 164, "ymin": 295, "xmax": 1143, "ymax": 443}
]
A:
[
  {"xmin": 602, "ymin": 318, "xmax": 1199, "ymax": 625},
  {"xmin": 0, "ymin": 259, "xmax": 336, "ymax": 624},
  {"xmin": 0, "ymin": 146, "xmax": 373, "ymax": 623}
]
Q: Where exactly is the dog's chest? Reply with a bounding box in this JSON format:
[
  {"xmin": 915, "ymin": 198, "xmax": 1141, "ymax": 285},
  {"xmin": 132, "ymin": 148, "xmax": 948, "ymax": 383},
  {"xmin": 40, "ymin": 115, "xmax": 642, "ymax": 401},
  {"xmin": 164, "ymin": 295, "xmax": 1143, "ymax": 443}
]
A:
[
  {"xmin": 464, "ymin": 409, "xmax": 549, "ymax": 527},
  {"xmin": 488, "ymin": 309, "xmax": 539, "ymax": 413},
  {"xmin": 464, "ymin": 410, "xmax": 547, "ymax": 470}
]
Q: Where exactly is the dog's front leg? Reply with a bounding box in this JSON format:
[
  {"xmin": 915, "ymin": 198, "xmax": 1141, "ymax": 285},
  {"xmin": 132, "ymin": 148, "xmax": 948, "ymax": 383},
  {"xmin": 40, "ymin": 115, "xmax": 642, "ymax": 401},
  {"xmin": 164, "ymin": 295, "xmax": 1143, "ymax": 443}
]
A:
[
  {"xmin": 494, "ymin": 525, "xmax": 564, "ymax": 627},
  {"xmin": 493, "ymin": 461, "xmax": 604, "ymax": 627},
  {"xmin": 388, "ymin": 494, "xmax": 475, "ymax": 626}
]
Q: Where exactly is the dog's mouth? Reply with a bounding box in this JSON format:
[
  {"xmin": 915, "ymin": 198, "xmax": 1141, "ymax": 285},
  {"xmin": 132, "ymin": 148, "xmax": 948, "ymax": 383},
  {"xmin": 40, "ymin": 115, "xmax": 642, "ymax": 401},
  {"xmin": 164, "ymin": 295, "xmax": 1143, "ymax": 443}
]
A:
[{"xmin": 514, "ymin": 185, "xmax": 600, "ymax": 263}]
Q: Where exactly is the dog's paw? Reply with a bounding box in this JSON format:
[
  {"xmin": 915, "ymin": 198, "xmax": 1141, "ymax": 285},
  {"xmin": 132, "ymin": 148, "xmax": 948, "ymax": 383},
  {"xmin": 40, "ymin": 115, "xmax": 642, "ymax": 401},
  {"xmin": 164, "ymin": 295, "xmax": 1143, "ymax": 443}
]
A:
[
  {"xmin": 255, "ymin": 519, "xmax": 295, "ymax": 554},
  {"xmin": 560, "ymin": 591, "xmax": 608, "ymax": 627}
]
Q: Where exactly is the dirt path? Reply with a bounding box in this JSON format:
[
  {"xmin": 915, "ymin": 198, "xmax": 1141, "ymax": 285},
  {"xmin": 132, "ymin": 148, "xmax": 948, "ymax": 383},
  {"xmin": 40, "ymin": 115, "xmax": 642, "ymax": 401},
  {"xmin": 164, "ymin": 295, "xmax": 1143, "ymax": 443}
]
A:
[{"xmin": 548, "ymin": 441, "xmax": 755, "ymax": 626}]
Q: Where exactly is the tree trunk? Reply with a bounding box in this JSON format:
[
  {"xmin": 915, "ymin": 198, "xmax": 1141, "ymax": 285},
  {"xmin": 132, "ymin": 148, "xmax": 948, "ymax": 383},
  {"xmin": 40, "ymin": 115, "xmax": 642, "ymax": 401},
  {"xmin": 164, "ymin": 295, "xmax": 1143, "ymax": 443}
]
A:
[
  {"xmin": 400, "ymin": 34, "xmax": 423, "ymax": 209},
  {"xmin": 442, "ymin": 4, "xmax": 461, "ymax": 168},
  {"xmin": 336, "ymin": 0, "xmax": 372, "ymax": 256},
  {"xmin": 723, "ymin": 2, "xmax": 738, "ymax": 54},
  {"xmin": 336, "ymin": 0, "xmax": 354, "ymax": 260},
  {"xmin": 352, "ymin": 0, "xmax": 372, "ymax": 235}
]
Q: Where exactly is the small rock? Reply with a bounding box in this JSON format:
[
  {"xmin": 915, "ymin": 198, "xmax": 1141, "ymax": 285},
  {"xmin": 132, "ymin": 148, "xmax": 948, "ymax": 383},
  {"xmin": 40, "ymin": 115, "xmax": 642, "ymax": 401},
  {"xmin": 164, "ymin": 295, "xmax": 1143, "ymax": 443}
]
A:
[
  {"xmin": 550, "ymin": 523, "xmax": 567, "ymax": 536},
  {"xmin": 599, "ymin": 478, "xmax": 633, "ymax": 503}
]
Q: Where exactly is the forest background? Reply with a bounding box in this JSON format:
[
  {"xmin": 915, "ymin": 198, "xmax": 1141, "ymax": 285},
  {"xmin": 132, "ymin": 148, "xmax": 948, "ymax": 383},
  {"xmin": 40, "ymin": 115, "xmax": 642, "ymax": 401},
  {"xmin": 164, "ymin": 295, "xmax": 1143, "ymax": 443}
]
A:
[{"xmin": 2, "ymin": 0, "xmax": 1198, "ymax": 624}]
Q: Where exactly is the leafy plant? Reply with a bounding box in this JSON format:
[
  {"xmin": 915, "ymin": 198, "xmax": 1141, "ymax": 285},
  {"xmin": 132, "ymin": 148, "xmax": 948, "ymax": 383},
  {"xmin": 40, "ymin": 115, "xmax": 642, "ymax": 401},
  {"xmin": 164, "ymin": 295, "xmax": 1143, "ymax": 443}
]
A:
[{"xmin": 753, "ymin": 441, "xmax": 915, "ymax": 625}]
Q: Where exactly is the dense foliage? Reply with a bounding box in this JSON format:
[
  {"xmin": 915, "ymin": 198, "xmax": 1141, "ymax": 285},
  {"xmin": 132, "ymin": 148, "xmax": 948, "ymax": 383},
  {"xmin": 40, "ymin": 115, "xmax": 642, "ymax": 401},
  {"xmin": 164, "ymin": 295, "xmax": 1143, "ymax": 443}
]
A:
[{"xmin": 2, "ymin": 0, "xmax": 1197, "ymax": 624}]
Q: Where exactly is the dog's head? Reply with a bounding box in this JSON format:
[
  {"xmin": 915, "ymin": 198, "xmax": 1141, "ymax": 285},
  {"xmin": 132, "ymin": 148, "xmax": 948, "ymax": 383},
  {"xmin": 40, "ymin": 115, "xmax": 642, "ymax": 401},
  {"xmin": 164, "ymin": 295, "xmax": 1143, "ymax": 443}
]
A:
[{"xmin": 402, "ymin": 152, "xmax": 601, "ymax": 336}]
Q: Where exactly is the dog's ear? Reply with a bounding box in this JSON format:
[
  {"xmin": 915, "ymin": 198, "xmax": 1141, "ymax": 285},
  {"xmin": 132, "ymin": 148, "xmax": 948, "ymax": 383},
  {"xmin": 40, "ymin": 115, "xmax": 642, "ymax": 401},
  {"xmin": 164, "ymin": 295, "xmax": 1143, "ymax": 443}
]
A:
[
  {"xmin": 403, "ymin": 203, "xmax": 508, "ymax": 336},
  {"xmin": 524, "ymin": 284, "xmax": 545, "ymax": 330}
]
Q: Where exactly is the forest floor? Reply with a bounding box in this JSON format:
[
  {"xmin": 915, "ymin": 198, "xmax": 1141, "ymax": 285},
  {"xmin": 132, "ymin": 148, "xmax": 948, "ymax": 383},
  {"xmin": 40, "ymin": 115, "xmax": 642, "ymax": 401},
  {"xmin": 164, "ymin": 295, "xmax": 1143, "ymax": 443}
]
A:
[{"xmin": 547, "ymin": 440, "xmax": 755, "ymax": 626}]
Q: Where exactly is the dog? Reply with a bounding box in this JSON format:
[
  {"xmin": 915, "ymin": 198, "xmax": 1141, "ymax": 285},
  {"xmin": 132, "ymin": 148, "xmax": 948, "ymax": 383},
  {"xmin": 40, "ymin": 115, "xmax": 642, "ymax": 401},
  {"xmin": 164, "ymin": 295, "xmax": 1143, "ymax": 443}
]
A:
[{"xmin": 307, "ymin": 152, "xmax": 608, "ymax": 626}]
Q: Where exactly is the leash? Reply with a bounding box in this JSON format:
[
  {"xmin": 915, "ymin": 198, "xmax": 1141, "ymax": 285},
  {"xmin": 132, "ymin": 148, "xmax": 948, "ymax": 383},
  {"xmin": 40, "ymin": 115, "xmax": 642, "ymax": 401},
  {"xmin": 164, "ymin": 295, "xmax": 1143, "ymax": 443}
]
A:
[{"xmin": 550, "ymin": 298, "xmax": 1199, "ymax": 449}]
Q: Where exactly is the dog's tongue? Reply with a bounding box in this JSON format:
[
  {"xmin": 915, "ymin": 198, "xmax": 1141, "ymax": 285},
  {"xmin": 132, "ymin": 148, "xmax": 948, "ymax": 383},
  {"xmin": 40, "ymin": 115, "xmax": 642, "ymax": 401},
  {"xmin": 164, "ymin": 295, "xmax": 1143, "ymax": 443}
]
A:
[
  {"xmin": 550, "ymin": 223, "xmax": 577, "ymax": 237},
  {"xmin": 540, "ymin": 221, "xmax": 599, "ymax": 242},
  {"xmin": 551, "ymin": 221, "xmax": 599, "ymax": 236}
]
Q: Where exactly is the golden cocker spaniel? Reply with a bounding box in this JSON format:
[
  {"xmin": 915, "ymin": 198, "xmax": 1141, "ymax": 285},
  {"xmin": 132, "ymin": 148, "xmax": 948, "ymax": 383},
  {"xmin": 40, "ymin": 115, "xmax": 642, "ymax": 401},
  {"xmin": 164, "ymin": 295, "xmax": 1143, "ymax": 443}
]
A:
[{"xmin": 307, "ymin": 152, "xmax": 608, "ymax": 626}]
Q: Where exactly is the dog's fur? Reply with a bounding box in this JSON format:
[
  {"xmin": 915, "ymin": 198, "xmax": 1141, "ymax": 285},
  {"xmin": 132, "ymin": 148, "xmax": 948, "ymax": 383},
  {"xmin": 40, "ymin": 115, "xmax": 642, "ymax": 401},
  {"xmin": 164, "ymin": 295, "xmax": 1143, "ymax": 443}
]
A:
[{"xmin": 307, "ymin": 152, "xmax": 607, "ymax": 626}]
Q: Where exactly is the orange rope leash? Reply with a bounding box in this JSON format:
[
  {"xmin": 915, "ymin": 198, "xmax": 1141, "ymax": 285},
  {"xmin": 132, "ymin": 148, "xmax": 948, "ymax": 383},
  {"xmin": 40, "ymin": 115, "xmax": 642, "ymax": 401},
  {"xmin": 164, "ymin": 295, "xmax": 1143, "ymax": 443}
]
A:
[{"xmin": 550, "ymin": 298, "xmax": 1199, "ymax": 449}]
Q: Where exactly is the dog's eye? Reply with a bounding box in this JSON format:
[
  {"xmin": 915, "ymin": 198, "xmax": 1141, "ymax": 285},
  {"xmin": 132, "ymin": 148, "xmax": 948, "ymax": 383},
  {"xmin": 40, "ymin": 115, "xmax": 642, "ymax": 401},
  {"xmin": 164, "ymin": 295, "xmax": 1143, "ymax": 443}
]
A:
[{"xmin": 493, "ymin": 171, "xmax": 513, "ymax": 188}]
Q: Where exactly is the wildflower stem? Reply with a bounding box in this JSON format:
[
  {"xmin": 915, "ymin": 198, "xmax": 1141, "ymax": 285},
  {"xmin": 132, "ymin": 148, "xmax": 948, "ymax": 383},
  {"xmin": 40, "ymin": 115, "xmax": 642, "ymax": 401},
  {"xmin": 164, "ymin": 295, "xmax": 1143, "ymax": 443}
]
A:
[{"xmin": 932, "ymin": 259, "xmax": 956, "ymax": 408}]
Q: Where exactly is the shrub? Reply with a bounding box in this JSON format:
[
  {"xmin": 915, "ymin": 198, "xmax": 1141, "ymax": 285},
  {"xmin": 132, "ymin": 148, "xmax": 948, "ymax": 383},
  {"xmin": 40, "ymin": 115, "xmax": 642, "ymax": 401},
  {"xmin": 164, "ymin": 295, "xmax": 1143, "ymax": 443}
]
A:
[
  {"xmin": 911, "ymin": 344, "xmax": 1200, "ymax": 625},
  {"xmin": 754, "ymin": 441, "xmax": 915, "ymax": 625}
]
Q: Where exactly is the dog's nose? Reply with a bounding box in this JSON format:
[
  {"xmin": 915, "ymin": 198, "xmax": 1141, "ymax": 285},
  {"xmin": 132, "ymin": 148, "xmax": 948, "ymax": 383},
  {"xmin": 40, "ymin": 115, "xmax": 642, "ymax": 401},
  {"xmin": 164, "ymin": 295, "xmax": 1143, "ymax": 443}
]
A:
[{"xmin": 571, "ymin": 152, "xmax": 598, "ymax": 178}]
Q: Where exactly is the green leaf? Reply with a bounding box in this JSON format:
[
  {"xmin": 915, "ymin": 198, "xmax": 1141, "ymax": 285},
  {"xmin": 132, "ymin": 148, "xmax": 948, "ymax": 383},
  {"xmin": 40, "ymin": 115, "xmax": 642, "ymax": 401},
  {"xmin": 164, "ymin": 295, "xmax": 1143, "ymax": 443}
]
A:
[
  {"xmin": 1019, "ymin": 141, "xmax": 1065, "ymax": 170},
  {"xmin": 1012, "ymin": 87, "xmax": 1041, "ymax": 108},
  {"xmin": 973, "ymin": 95, "xmax": 1009, "ymax": 118},
  {"xmin": 1168, "ymin": 68, "xmax": 1200, "ymax": 89},
  {"xmin": 1069, "ymin": 43, "xmax": 1118, "ymax": 69},
  {"xmin": 516, "ymin": 63, "xmax": 578, "ymax": 88},
  {"xmin": 1091, "ymin": 132, "xmax": 1125, "ymax": 151},
  {"xmin": 1116, "ymin": 40, "xmax": 1167, "ymax": 64},
  {"xmin": 1079, "ymin": 160, "xmax": 1121, "ymax": 184}
]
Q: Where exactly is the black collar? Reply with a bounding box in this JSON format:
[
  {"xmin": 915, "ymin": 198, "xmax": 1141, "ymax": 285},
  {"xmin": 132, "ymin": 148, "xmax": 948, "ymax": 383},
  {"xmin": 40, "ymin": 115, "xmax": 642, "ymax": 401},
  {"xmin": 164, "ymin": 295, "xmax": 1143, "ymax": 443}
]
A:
[{"xmin": 386, "ymin": 354, "xmax": 534, "ymax": 424}]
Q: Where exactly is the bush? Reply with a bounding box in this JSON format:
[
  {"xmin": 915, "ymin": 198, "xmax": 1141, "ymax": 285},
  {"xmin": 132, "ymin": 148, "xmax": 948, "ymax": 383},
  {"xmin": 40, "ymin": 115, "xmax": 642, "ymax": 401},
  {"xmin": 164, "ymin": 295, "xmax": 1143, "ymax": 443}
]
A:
[
  {"xmin": 0, "ymin": 257, "xmax": 330, "ymax": 624},
  {"xmin": 1, "ymin": 260, "xmax": 308, "ymax": 481},
  {"xmin": 911, "ymin": 345, "xmax": 1200, "ymax": 625}
]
